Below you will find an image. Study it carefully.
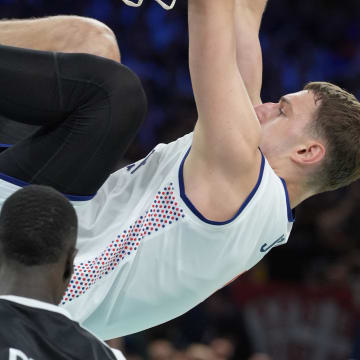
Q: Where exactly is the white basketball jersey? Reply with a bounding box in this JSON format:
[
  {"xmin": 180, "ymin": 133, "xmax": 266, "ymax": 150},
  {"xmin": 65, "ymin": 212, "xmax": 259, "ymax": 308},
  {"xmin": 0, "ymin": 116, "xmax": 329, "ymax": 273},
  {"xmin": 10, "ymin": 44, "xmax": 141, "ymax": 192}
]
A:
[{"xmin": 0, "ymin": 133, "xmax": 294, "ymax": 340}]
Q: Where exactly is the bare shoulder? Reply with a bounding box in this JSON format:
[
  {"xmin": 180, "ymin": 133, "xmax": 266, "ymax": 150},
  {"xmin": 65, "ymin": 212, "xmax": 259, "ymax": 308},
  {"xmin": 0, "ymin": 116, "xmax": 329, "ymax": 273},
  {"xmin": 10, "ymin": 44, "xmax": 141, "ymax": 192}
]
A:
[{"xmin": 183, "ymin": 146, "xmax": 263, "ymax": 222}]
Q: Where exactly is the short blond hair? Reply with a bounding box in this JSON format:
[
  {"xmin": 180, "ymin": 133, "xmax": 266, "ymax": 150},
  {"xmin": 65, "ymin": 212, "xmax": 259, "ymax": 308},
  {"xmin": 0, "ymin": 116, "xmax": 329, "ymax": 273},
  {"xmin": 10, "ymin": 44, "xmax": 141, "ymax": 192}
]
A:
[{"xmin": 304, "ymin": 81, "xmax": 360, "ymax": 192}]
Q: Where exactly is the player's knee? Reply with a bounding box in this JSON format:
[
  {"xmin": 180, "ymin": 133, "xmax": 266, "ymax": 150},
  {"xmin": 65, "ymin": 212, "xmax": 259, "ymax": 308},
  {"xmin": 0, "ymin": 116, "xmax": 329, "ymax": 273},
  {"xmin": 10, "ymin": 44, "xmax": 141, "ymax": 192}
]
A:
[
  {"xmin": 108, "ymin": 64, "xmax": 147, "ymax": 131},
  {"xmin": 78, "ymin": 17, "xmax": 121, "ymax": 63},
  {"xmin": 89, "ymin": 60, "xmax": 147, "ymax": 144},
  {"xmin": 59, "ymin": 52, "xmax": 146, "ymax": 132},
  {"xmin": 58, "ymin": 15, "xmax": 121, "ymax": 62}
]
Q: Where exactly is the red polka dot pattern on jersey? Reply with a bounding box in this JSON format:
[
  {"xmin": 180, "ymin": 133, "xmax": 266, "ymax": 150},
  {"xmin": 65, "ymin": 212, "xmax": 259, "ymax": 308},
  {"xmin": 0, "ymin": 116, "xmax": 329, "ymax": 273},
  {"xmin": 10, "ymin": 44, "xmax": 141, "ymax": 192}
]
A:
[{"xmin": 61, "ymin": 183, "xmax": 185, "ymax": 305}]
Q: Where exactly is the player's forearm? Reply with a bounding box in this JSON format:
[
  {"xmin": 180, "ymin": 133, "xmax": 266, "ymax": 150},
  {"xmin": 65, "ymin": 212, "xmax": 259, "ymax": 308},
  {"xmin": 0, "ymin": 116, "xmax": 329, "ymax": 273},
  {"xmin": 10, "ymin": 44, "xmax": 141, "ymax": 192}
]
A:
[
  {"xmin": 235, "ymin": 0, "xmax": 268, "ymax": 105},
  {"xmin": 188, "ymin": 0, "xmax": 238, "ymax": 114},
  {"xmin": 0, "ymin": 16, "xmax": 120, "ymax": 62}
]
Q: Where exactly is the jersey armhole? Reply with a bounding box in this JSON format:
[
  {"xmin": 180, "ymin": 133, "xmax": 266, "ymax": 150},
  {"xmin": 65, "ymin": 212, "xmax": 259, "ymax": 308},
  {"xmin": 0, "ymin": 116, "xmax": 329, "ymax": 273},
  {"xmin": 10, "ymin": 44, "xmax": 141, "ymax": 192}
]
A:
[{"xmin": 178, "ymin": 147, "xmax": 265, "ymax": 225}]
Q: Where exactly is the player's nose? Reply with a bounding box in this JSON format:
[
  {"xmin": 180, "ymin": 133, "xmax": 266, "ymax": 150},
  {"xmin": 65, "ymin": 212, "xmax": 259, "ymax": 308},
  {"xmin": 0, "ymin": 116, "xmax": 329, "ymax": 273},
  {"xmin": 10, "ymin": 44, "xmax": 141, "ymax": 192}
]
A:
[{"xmin": 254, "ymin": 102, "xmax": 278, "ymax": 124}]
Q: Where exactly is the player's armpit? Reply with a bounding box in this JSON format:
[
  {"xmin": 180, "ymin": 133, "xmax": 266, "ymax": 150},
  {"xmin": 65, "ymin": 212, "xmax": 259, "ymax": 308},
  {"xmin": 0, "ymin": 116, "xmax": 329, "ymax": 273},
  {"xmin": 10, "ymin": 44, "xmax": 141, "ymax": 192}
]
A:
[{"xmin": 183, "ymin": 143, "xmax": 262, "ymax": 222}]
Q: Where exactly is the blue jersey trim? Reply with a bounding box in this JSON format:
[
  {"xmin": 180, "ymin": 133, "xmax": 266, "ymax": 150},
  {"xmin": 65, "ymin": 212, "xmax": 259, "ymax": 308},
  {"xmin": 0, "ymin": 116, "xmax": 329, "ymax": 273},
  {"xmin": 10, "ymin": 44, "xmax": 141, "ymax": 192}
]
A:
[
  {"xmin": 0, "ymin": 144, "xmax": 12, "ymax": 148},
  {"xmin": 178, "ymin": 148, "xmax": 265, "ymax": 225},
  {"xmin": 0, "ymin": 172, "xmax": 95, "ymax": 201},
  {"xmin": 280, "ymin": 177, "xmax": 295, "ymax": 222}
]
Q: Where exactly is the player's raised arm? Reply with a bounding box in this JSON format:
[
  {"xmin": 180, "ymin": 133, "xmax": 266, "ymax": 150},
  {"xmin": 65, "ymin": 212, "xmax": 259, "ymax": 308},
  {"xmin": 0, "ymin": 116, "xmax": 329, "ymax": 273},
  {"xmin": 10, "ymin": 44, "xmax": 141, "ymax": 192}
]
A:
[
  {"xmin": 187, "ymin": 0, "xmax": 261, "ymax": 178},
  {"xmin": 235, "ymin": 0, "xmax": 268, "ymax": 106}
]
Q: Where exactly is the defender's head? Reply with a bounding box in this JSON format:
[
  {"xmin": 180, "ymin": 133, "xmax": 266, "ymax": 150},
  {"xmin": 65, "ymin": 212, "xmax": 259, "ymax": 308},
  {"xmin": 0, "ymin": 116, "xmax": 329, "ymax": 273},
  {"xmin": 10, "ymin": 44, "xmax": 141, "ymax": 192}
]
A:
[
  {"xmin": 255, "ymin": 81, "xmax": 360, "ymax": 195},
  {"xmin": 0, "ymin": 185, "xmax": 78, "ymax": 304}
]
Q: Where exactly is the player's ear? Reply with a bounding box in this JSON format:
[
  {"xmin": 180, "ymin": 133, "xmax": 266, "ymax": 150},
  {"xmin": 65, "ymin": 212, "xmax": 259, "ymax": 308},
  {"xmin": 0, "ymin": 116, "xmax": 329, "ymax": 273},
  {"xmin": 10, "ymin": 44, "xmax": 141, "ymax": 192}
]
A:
[
  {"xmin": 63, "ymin": 247, "xmax": 78, "ymax": 282},
  {"xmin": 291, "ymin": 141, "xmax": 325, "ymax": 166}
]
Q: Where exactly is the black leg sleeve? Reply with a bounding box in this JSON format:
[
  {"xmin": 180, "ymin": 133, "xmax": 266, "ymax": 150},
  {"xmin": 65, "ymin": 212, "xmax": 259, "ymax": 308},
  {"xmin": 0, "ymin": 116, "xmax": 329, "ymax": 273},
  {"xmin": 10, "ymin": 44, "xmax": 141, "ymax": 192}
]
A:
[
  {"xmin": 0, "ymin": 44, "xmax": 71, "ymax": 125},
  {"xmin": 0, "ymin": 44, "xmax": 147, "ymax": 196}
]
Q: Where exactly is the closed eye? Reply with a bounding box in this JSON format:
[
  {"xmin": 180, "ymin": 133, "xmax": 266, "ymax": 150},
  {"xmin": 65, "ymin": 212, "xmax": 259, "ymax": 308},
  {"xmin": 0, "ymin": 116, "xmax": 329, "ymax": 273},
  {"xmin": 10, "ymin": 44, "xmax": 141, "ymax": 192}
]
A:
[{"xmin": 279, "ymin": 96, "xmax": 292, "ymax": 116}]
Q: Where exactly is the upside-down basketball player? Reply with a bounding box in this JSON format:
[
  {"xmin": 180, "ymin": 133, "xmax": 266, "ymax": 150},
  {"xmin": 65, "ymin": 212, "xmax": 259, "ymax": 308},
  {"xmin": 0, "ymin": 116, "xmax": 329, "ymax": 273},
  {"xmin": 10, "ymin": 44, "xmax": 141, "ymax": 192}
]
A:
[{"xmin": 0, "ymin": 0, "xmax": 359, "ymax": 340}]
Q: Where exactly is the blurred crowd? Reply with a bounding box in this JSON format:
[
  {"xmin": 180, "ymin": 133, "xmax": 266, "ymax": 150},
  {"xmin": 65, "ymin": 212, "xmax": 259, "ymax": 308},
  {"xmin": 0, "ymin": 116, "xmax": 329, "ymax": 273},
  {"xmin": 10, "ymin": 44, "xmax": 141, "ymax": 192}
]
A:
[{"xmin": 2, "ymin": 0, "xmax": 360, "ymax": 358}]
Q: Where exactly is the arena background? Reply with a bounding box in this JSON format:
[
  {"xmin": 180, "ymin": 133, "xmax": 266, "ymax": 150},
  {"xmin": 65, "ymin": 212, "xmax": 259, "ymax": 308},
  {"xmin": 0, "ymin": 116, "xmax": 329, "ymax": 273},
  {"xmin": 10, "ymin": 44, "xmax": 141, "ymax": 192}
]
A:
[{"xmin": 1, "ymin": 0, "xmax": 360, "ymax": 359}]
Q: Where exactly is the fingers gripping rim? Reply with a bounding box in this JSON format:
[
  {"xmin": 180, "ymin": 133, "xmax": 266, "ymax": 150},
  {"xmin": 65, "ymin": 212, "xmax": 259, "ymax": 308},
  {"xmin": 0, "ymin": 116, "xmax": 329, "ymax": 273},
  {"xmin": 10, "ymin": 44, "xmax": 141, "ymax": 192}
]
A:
[{"xmin": 121, "ymin": 0, "xmax": 176, "ymax": 10}]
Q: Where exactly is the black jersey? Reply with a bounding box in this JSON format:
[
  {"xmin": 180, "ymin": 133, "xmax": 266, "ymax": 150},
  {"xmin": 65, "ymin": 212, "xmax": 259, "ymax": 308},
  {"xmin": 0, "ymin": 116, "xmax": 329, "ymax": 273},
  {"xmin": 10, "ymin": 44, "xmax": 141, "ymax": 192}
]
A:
[{"xmin": 0, "ymin": 296, "xmax": 125, "ymax": 360}]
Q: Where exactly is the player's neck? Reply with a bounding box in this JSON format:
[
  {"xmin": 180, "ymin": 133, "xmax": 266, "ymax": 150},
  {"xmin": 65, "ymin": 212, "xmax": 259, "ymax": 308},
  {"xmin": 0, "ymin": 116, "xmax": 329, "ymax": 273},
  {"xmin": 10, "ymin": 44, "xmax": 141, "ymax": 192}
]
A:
[
  {"xmin": 272, "ymin": 159, "xmax": 316, "ymax": 208},
  {"xmin": 283, "ymin": 177, "xmax": 315, "ymax": 209},
  {"xmin": 0, "ymin": 265, "xmax": 60, "ymax": 305}
]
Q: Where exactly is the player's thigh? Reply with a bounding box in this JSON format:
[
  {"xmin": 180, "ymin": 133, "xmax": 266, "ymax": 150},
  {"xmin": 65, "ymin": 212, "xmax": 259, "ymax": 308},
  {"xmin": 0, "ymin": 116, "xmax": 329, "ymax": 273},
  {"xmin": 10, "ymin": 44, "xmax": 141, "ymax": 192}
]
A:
[{"xmin": 0, "ymin": 60, "xmax": 146, "ymax": 196}]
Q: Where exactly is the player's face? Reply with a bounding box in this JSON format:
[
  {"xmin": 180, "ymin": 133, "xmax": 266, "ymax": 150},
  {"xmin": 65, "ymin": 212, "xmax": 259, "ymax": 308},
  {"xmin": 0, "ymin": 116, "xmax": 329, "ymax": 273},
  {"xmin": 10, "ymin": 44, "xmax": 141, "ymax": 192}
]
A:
[{"xmin": 255, "ymin": 90, "xmax": 319, "ymax": 163}]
